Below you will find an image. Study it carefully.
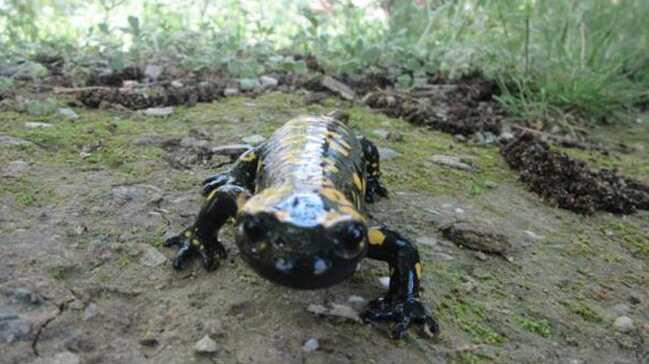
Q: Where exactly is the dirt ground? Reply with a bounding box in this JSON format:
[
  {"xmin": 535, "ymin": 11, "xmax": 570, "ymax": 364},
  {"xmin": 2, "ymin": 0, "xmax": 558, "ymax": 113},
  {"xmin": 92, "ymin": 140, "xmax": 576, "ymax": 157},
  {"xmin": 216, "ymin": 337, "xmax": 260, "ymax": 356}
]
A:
[{"xmin": 1, "ymin": 93, "xmax": 648, "ymax": 364}]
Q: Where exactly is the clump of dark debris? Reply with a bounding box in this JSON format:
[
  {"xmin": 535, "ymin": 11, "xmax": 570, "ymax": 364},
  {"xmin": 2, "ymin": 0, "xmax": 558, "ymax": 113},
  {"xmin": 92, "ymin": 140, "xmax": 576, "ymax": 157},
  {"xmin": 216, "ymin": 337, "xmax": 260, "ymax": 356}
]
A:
[
  {"xmin": 502, "ymin": 133, "xmax": 649, "ymax": 214},
  {"xmin": 361, "ymin": 75, "xmax": 504, "ymax": 136},
  {"xmin": 78, "ymin": 80, "xmax": 225, "ymax": 109}
]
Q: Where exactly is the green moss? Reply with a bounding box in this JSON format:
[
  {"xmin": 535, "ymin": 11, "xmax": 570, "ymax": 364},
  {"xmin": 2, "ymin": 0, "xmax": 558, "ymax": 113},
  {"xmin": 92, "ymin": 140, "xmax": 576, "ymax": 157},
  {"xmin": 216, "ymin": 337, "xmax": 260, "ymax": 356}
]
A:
[
  {"xmin": 607, "ymin": 222, "xmax": 649, "ymax": 258},
  {"xmin": 560, "ymin": 299, "xmax": 603, "ymax": 323},
  {"xmin": 514, "ymin": 315, "xmax": 552, "ymax": 337},
  {"xmin": 454, "ymin": 352, "xmax": 494, "ymax": 364},
  {"xmin": 47, "ymin": 265, "xmax": 75, "ymax": 281},
  {"xmin": 0, "ymin": 176, "xmax": 56, "ymax": 207},
  {"xmin": 438, "ymin": 294, "xmax": 506, "ymax": 344}
]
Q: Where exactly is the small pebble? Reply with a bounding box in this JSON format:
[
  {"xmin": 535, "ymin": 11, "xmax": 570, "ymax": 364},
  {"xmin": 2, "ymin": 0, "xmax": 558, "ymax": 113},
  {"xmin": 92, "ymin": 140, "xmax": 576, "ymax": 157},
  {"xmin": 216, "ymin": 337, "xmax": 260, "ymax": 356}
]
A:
[
  {"xmin": 454, "ymin": 134, "xmax": 466, "ymax": 143},
  {"xmin": 474, "ymin": 251, "xmax": 488, "ymax": 261},
  {"xmin": 379, "ymin": 276, "xmax": 390, "ymax": 289},
  {"xmin": 260, "ymin": 75, "xmax": 279, "ymax": 89},
  {"xmin": 629, "ymin": 293, "xmax": 642, "ymax": 305},
  {"xmin": 143, "ymin": 107, "xmax": 174, "ymax": 117},
  {"xmin": 194, "ymin": 335, "xmax": 219, "ymax": 354},
  {"xmin": 613, "ymin": 316, "xmax": 634, "ymax": 333},
  {"xmin": 58, "ymin": 108, "xmax": 79, "ymax": 120},
  {"xmin": 224, "ymin": 87, "xmax": 240, "ymax": 97},
  {"xmin": 302, "ymin": 338, "xmax": 319, "ymax": 352},
  {"xmin": 83, "ymin": 303, "xmax": 98, "ymax": 321},
  {"xmin": 415, "ymin": 236, "xmax": 438, "ymax": 248},
  {"xmin": 25, "ymin": 122, "xmax": 52, "ymax": 129}
]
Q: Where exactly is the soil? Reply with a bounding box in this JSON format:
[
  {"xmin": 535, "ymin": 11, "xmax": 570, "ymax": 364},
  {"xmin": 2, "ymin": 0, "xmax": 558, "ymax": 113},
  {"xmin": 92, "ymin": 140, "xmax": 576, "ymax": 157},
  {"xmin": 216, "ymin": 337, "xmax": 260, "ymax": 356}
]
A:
[
  {"xmin": 502, "ymin": 133, "xmax": 649, "ymax": 215},
  {"xmin": 361, "ymin": 75, "xmax": 504, "ymax": 136},
  {"xmin": 78, "ymin": 81, "xmax": 226, "ymax": 110},
  {"xmin": 1, "ymin": 89, "xmax": 649, "ymax": 364}
]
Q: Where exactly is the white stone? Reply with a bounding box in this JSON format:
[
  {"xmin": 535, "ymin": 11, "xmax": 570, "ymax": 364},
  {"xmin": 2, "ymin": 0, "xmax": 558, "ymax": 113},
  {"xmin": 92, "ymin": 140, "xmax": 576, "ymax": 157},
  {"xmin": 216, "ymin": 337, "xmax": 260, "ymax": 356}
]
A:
[
  {"xmin": 379, "ymin": 276, "xmax": 390, "ymax": 289},
  {"xmin": 416, "ymin": 236, "xmax": 438, "ymax": 248},
  {"xmin": 302, "ymin": 338, "xmax": 319, "ymax": 352},
  {"xmin": 82, "ymin": 303, "xmax": 98, "ymax": 321},
  {"xmin": 25, "ymin": 122, "xmax": 52, "ymax": 129},
  {"xmin": 194, "ymin": 335, "xmax": 219, "ymax": 353},
  {"xmin": 613, "ymin": 316, "xmax": 634, "ymax": 333},
  {"xmin": 224, "ymin": 87, "xmax": 240, "ymax": 97},
  {"xmin": 429, "ymin": 155, "xmax": 477, "ymax": 172},
  {"xmin": 58, "ymin": 108, "xmax": 79, "ymax": 120},
  {"xmin": 139, "ymin": 246, "xmax": 167, "ymax": 267},
  {"xmin": 143, "ymin": 107, "xmax": 174, "ymax": 117},
  {"xmin": 260, "ymin": 75, "xmax": 279, "ymax": 89}
]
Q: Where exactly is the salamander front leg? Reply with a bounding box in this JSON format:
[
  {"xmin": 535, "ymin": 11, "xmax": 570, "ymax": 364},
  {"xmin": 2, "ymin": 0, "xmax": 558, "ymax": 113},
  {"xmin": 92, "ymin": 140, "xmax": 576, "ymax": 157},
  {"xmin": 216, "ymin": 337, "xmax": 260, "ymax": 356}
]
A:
[
  {"xmin": 363, "ymin": 226, "xmax": 439, "ymax": 339},
  {"xmin": 165, "ymin": 185, "xmax": 250, "ymax": 270}
]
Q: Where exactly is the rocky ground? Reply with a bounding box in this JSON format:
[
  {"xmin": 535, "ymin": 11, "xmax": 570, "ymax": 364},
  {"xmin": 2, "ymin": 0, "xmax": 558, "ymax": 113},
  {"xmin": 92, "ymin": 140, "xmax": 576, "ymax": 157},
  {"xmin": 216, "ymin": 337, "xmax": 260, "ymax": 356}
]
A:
[{"xmin": 1, "ymin": 92, "xmax": 649, "ymax": 364}]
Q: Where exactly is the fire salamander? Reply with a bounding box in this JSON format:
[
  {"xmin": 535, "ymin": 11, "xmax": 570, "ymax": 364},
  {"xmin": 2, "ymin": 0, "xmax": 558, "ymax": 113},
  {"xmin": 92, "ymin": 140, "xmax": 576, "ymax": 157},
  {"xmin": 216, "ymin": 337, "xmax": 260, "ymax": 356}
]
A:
[{"xmin": 165, "ymin": 115, "xmax": 439, "ymax": 339}]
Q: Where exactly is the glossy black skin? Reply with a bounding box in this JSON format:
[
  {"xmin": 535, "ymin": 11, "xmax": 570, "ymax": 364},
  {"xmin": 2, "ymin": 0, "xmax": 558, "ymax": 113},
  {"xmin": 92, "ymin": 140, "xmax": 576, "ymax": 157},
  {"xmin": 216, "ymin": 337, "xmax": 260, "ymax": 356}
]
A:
[{"xmin": 165, "ymin": 115, "xmax": 438, "ymax": 339}]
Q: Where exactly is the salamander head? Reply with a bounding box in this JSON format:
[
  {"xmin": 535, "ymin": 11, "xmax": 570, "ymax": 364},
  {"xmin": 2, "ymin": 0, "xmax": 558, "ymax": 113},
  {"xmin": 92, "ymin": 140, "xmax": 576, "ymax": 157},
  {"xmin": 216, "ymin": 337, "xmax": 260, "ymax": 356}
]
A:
[{"xmin": 236, "ymin": 189, "xmax": 367, "ymax": 289}]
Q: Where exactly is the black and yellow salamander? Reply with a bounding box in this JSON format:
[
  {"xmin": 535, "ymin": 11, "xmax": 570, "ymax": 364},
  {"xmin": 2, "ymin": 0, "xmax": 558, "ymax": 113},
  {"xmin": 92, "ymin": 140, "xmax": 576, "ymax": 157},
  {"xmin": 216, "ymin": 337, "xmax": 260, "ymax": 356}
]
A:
[{"xmin": 165, "ymin": 115, "xmax": 438, "ymax": 339}]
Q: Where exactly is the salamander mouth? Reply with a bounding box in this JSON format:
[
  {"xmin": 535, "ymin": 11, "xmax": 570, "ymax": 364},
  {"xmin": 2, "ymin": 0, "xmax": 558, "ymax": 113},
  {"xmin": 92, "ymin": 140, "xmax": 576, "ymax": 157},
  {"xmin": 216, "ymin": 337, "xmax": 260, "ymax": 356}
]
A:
[{"xmin": 239, "ymin": 249, "xmax": 361, "ymax": 289}]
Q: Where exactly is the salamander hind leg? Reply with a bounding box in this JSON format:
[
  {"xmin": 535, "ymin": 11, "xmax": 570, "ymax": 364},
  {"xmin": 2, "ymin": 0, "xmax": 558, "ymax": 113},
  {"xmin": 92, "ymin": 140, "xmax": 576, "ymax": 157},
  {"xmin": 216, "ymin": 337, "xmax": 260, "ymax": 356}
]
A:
[
  {"xmin": 359, "ymin": 137, "xmax": 388, "ymax": 203},
  {"xmin": 363, "ymin": 226, "xmax": 439, "ymax": 339}
]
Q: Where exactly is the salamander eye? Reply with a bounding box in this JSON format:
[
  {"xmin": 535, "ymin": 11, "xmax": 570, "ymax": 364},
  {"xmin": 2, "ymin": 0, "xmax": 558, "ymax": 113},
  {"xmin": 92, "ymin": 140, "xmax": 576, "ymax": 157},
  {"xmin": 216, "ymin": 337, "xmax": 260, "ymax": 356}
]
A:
[
  {"xmin": 336, "ymin": 222, "xmax": 366, "ymax": 258},
  {"xmin": 242, "ymin": 216, "xmax": 266, "ymax": 242}
]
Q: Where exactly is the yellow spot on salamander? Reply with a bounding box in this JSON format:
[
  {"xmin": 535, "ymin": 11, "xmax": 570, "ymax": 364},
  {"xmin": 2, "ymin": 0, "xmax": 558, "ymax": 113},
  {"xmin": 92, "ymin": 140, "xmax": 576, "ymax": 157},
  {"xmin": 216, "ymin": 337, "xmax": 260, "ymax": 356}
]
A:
[
  {"xmin": 321, "ymin": 188, "xmax": 353, "ymax": 206},
  {"xmin": 207, "ymin": 189, "xmax": 218, "ymax": 201},
  {"xmin": 338, "ymin": 206, "xmax": 365, "ymax": 222},
  {"xmin": 236, "ymin": 193, "xmax": 250, "ymax": 209},
  {"xmin": 415, "ymin": 262, "xmax": 422, "ymax": 279},
  {"xmin": 192, "ymin": 239, "xmax": 200, "ymax": 246},
  {"xmin": 184, "ymin": 230, "xmax": 192, "ymax": 238},
  {"xmin": 352, "ymin": 173, "xmax": 363, "ymax": 191},
  {"xmin": 324, "ymin": 164, "xmax": 339, "ymax": 174},
  {"xmin": 368, "ymin": 228, "xmax": 385, "ymax": 246},
  {"xmin": 240, "ymin": 151, "xmax": 256, "ymax": 162},
  {"xmin": 330, "ymin": 142, "xmax": 350, "ymax": 157}
]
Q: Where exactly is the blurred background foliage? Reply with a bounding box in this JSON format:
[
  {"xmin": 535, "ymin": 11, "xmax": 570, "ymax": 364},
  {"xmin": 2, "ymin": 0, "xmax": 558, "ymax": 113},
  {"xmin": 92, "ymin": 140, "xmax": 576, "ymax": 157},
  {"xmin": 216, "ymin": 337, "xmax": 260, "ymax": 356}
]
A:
[{"xmin": 1, "ymin": 0, "xmax": 648, "ymax": 123}]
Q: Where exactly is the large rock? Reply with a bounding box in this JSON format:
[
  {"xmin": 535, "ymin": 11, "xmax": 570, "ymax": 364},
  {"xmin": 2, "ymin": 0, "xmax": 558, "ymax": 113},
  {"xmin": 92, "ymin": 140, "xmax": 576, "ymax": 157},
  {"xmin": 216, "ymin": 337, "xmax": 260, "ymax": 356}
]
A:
[{"xmin": 440, "ymin": 221, "xmax": 512, "ymax": 255}]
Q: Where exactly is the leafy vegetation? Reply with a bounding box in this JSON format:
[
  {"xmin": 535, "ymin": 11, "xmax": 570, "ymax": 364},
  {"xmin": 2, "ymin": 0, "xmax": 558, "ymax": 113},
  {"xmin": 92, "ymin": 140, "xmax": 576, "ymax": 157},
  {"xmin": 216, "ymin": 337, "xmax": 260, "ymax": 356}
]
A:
[{"xmin": 1, "ymin": 0, "xmax": 648, "ymax": 124}]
